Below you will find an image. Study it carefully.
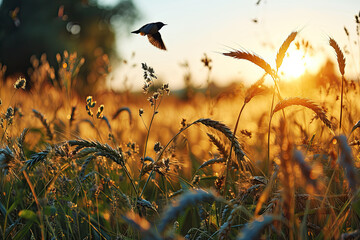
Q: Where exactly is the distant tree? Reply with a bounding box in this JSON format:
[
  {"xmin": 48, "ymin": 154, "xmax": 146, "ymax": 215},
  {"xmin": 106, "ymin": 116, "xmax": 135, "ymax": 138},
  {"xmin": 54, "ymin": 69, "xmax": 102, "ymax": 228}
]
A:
[{"xmin": 0, "ymin": 0, "xmax": 138, "ymax": 94}]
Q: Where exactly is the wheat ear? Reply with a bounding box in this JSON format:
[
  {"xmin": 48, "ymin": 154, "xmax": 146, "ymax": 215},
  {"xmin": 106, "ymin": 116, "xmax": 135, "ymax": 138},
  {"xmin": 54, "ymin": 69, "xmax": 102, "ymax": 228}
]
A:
[
  {"xmin": 334, "ymin": 135, "xmax": 358, "ymax": 193},
  {"xmin": 329, "ymin": 38, "xmax": 345, "ymax": 76},
  {"xmin": 329, "ymin": 37, "xmax": 346, "ymax": 131},
  {"xmin": 157, "ymin": 189, "xmax": 215, "ymax": 233},
  {"xmin": 32, "ymin": 109, "xmax": 53, "ymax": 140},
  {"xmin": 272, "ymin": 97, "xmax": 332, "ymax": 130},
  {"xmin": 276, "ymin": 31, "xmax": 298, "ymax": 70},
  {"xmin": 237, "ymin": 215, "xmax": 276, "ymax": 240},
  {"xmin": 223, "ymin": 50, "xmax": 275, "ymax": 79}
]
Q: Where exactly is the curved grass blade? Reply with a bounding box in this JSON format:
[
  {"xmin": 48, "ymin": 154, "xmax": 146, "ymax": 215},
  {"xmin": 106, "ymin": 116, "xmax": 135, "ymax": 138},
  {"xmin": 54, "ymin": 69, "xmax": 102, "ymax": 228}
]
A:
[{"xmin": 112, "ymin": 106, "xmax": 132, "ymax": 125}]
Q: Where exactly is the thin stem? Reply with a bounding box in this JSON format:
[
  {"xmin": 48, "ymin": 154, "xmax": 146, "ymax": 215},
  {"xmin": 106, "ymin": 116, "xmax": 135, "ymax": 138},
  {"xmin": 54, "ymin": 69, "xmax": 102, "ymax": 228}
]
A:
[
  {"xmin": 223, "ymin": 102, "xmax": 246, "ymax": 197},
  {"xmin": 122, "ymin": 164, "xmax": 138, "ymax": 196},
  {"xmin": 339, "ymin": 75, "xmax": 344, "ymax": 132},
  {"xmin": 142, "ymin": 103, "xmax": 157, "ymax": 159},
  {"xmin": 3, "ymin": 184, "xmax": 12, "ymax": 239},
  {"xmin": 91, "ymin": 116, "xmax": 103, "ymax": 142},
  {"xmin": 139, "ymin": 169, "xmax": 154, "ymax": 199},
  {"xmin": 137, "ymin": 98, "xmax": 163, "ymax": 197},
  {"xmin": 267, "ymin": 90, "xmax": 276, "ymax": 176},
  {"xmin": 139, "ymin": 121, "xmax": 198, "ymax": 197},
  {"xmin": 23, "ymin": 171, "xmax": 45, "ymax": 240}
]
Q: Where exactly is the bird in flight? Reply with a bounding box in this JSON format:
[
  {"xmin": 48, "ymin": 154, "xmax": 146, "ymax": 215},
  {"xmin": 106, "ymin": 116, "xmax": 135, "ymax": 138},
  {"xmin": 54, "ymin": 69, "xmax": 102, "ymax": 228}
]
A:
[{"xmin": 132, "ymin": 22, "xmax": 167, "ymax": 50}]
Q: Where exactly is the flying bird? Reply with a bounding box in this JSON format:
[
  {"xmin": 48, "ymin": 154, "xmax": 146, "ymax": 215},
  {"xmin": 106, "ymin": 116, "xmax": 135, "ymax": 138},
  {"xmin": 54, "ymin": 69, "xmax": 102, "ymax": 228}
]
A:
[{"xmin": 131, "ymin": 22, "xmax": 167, "ymax": 50}]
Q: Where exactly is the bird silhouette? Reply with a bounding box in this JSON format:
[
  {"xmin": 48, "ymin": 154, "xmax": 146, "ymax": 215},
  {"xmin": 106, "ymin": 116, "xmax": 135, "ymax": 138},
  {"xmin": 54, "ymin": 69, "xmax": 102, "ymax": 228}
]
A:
[{"xmin": 132, "ymin": 22, "xmax": 167, "ymax": 50}]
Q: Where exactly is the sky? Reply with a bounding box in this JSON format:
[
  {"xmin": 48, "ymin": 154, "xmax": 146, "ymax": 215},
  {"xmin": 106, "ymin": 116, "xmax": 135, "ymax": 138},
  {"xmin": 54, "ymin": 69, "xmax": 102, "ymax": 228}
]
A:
[{"xmin": 105, "ymin": 0, "xmax": 360, "ymax": 91}]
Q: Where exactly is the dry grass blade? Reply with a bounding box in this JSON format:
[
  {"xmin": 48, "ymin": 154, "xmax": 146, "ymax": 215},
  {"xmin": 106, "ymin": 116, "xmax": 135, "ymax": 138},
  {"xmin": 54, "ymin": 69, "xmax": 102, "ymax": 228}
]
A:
[
  {"xmin": 276, "ymin": 31, "xmax": 298, "ymax": 70},
  {"xmin": 272, "ymin": 97, "xmax": 332, "ymax": 130},
  {"xmin": 237, "ymin": 215, "xmax": 276, "ymax": 240},
  {"xmin": 329, "ymin": 37, "xmax": 346, "ymax": 75},
  {"xmin": 101, "ymin": 115, "xmax": 112, "ymax": 131},
  {"xmin": 334, "ymin": 135, "xmax": 358, "ymax": 193},
  {"xmin": 350, "ymin": 120, "xmax": 360, "ymax": 135},
  {"xmin": 223, "ymin": 50, "xmax": 275, "ymax": 79},
  {"xmin": 32, "ymin": 109, "xmax": 53, "ymax": 140},
  {"xmin": 112, "ymin": 107, "xmax": 132, "ymax": 125},
  {"xmin": 157, "ymin": 189, "xmax": 215, "ymax": 233}
]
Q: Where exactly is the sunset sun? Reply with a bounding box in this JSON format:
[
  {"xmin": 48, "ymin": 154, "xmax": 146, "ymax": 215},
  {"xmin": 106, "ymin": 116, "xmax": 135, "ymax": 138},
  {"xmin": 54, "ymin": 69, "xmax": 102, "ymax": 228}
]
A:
[{"xmin": 279, "ymin": 48, "xmax": 312, "ymax": 79}]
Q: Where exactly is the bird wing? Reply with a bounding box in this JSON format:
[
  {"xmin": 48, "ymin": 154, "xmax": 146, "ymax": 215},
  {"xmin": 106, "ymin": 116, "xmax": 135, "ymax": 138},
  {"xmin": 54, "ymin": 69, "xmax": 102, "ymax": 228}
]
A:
[
  {"xmin": 147, "ymin": 32, "xmax": 166, "ymax": 50},
  {"xmin": 132, "ymin": 23, "xmax": 150, "ymax": 34}
]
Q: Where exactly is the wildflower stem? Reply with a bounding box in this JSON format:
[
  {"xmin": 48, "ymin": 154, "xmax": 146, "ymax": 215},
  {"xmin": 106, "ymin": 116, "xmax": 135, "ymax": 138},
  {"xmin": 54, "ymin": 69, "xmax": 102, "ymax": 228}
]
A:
[{"xmin": 139, "ymin": 121, "xmax": 197, "ymax": 197}]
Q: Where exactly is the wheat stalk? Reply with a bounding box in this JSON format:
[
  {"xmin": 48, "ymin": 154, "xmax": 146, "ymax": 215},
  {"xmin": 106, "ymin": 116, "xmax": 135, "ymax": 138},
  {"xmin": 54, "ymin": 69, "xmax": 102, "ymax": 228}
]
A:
[
  {"xmin": 219, "ymin": 205, "xmax": 251, "ymax": 240},
  {"xmin": 194, "ymin": 118, "xmax": 248, "ymax": 169},
  {"xmin": 157, "ymin": 189, "xmax": 215, "ymax": 233},
  {"xmin": 223, "ymin": 50, "xmax": 276, "ymax": 79},
  {"xmin": 68, "ymin": 139, "xmax": 124, "ymax": 166},
  {"xmin": 16, "ymin": 128, "xmax": 29, "ymax": 162},
  {"xmin": 32, "ymin": 109, "xmax": 53, "ymax": 140},
  {"xmin": 207, "ymin": 133, "xmax": 228, "ymax": 157},
  {"xmin": 244, "ymin": 75, "xmax": 268, "ymax": 104},
  {"xmin": 79, "ymin": 155, "xmax": 96, "ymax": 180},
  {"xmin": 329, "ymin": 37, "xmax": 346, "ymax": 131},
  {"xmin": 272, "ymin": 97, "xmax": 332, "ymax": 130},
  {"xmin": 276, "ymin": 31, "xmax": 298, "ymax": 70},
  {"xmin": 329, "ymin": 38, "xmax": 346, "ymax": 76},
  {"xmin": 334, "ymin": 135, "xmax": 358, "ymax": 193}
]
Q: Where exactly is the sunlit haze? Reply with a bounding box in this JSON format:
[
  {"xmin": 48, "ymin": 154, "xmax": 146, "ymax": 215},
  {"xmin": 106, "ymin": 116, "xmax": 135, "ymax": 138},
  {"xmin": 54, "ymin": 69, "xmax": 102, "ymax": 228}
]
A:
[{"xmin": 105, "ymin": 0, "xmax": 360, "ymax": 91}]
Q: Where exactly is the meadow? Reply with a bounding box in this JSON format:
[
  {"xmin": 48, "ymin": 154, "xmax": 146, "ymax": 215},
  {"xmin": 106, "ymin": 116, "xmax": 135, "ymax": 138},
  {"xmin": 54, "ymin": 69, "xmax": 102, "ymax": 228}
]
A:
[{"xmin": 0, "ymin": 30, "xmax": 360, "ymax": 240}]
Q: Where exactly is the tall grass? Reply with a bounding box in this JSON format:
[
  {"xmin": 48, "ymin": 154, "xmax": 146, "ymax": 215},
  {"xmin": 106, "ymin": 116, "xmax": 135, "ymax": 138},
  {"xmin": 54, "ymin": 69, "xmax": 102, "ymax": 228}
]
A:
[{"xmin": 0, "ymin": 29, "xmax": 359, "ymax": 240}]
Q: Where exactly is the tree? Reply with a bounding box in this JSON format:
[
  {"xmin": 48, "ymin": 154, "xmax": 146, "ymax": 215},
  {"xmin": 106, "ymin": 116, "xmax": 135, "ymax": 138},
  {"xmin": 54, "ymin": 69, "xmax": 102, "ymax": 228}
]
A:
[{"xmin": 0, "ymin": 0, "xmax": 138, "ymax": 94}]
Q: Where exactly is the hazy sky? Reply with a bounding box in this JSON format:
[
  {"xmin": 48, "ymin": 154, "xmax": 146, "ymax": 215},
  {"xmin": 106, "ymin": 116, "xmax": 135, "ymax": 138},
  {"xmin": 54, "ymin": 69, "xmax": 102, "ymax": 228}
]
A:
[{"xmin": 107, "ymin": 0, "xmax": 360, "ymax": 91}]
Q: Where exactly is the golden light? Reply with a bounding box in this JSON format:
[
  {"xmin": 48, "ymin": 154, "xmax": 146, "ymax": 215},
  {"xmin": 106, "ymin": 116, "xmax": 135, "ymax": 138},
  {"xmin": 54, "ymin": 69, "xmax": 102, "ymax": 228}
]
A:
[{"xmin": 279, "ymin": 48, "xmax": 312, "ymax": 80}]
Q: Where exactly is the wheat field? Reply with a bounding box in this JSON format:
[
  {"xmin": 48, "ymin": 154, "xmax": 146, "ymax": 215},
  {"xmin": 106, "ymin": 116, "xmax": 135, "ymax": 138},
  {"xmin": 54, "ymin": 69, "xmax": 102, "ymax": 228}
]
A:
[{"xmin": 0, "ymin": 30, "xmax": 360, "ymax": 240}]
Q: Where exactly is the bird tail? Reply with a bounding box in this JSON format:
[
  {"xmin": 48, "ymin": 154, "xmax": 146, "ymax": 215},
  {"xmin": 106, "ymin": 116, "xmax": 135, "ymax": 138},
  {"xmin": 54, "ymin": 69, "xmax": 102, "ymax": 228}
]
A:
[{"xmin": 131, "ymin": 30, "xmax": 140, "ymax": 34}]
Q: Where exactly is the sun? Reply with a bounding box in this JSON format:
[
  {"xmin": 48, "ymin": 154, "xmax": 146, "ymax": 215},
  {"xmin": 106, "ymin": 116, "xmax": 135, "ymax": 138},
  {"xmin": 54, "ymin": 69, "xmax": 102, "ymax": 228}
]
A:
[{"xmin": 279, "ymin": 48, "xmax": 311, "ymax": 80}]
